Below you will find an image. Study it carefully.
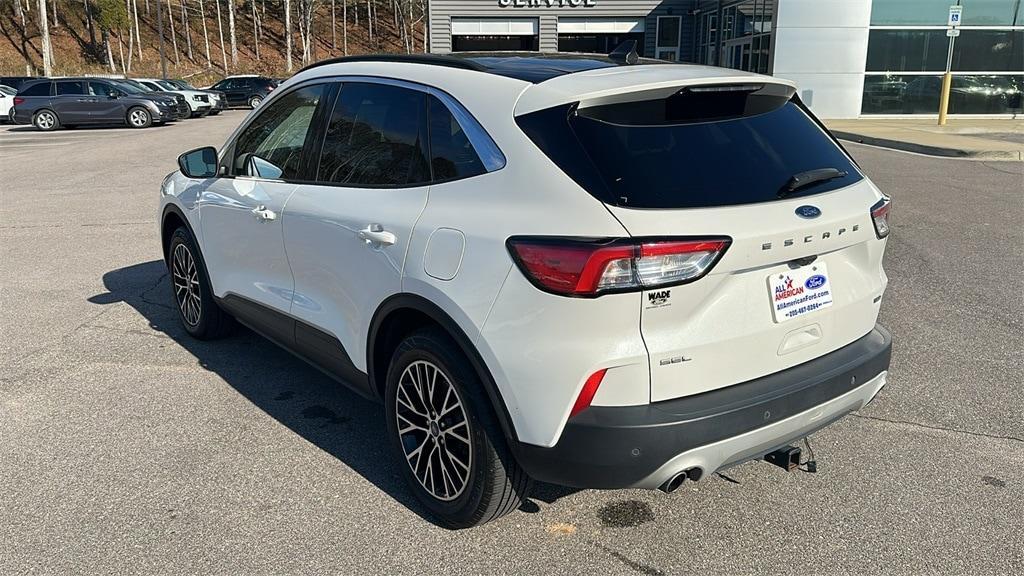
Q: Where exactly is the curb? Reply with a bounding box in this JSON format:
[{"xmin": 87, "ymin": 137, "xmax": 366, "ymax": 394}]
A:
[{"xmin": 831, "ymin": 131, "xmax": 1023, "ymax": 161}]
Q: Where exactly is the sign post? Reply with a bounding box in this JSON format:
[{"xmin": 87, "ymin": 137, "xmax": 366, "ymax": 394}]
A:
[{"xmin": 938, "ymin": 5, "xmax": 962, "ymax": 125}]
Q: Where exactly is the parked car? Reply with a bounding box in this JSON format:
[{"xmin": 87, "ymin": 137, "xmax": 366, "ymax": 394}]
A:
[
  {"xmin": 0, "ymin": 84, "xmax": 16, "ymax": 122},
  {"xmin": 206, "ymin": 75, "xmax": 277, "ymax": 108},
  {"xmin": 0, "ymin": 76, "xmax": 42, "ymax": 92},
  {"xmin": 12, "ymin": 77, "xmax": 182, "ymax": 130},
  {"xmin": 162, "ymin": 53, "xmax": 892, "ymax": 528},
  {"xmin": 165, "ymin": 79, "xmax": 228, "ymax": 115},
  {"xmin": 133, "ymin": 78, "xmax": 213, "ymax": 118},
  {"xmin": 112, "ymin": 79, "xmax": 192, "ymax": 119}
]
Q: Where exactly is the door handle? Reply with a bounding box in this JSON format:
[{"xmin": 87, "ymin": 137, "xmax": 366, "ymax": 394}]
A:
[
  {"xmin": 358, "ymin": 224, "xmax": 396, "ymax": 246},
  {"xmin": 251, "ymin": 205, "xmax": 277, "ymax": 222}
]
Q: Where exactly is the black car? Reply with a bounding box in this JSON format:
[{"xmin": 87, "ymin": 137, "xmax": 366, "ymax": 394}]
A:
[
  {"xmin": 207, "ymin": 76, "xmax": 277, "ymax": 108},
  {"xmin": 112, "ymin": 79, "xmax": 193, "ymax": 118},
  {"xmin": 0, "ymin": 76, "xmax": 42, "ymax": 92},
  {"xmin": 11, "ymin": 77, "xmax": 181, "ymax": 131}
]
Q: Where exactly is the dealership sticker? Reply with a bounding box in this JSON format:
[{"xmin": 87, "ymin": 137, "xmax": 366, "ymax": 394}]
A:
[{"xmin": 769, "ymin": 263, "xmax": 833, "ymax": 322}]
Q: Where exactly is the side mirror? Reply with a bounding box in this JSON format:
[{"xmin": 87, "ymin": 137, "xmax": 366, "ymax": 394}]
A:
[
  {"xmin": 178, "ymin": 146, "xmax": 219, "ymax": 179},
  {"xmin": 109, "ymin": 92, "xmax": 120, "ymax": 99}
]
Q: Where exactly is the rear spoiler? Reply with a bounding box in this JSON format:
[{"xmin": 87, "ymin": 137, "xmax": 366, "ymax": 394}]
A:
[{"xmin": 514, "ymin": 66, "xmax": 796, "ymax": 116}]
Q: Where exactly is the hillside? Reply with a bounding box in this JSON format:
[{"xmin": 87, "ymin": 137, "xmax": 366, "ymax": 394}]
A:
[{"xmin": 1, "ymin": 1, "xmax": 426, "ymax": 85}]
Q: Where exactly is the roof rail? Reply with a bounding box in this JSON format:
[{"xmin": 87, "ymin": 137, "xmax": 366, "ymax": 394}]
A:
[{"xmin": 299, "ymin": 54, "xmax": 489, "ymax": 74}]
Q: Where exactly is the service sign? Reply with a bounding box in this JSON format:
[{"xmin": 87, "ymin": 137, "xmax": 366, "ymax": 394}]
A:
[
  {"xmin": 498, "ymin": 0, "xmax": 598, "ymax": 7},
  {"xmin": 769, "ymin": 263, "xmax": 834, "ymax": 322}
]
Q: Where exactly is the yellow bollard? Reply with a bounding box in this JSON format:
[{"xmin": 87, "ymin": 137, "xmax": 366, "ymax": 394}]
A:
[{"xmin": 937, "ymin": 72, "xmax": 952, "ymax": 126}]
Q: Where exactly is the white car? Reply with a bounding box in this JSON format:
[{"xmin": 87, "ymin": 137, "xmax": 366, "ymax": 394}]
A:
[
  {"xmin": 160, "ymin": 52, "xmax": 892, "ymax": 528},
  {"xmin": 0, "ymin": 84, "xmax": 16, "ymax": 122},
  {"xmin": 135, "ymin": 78, "xmax": 213, "ymax": 117}
]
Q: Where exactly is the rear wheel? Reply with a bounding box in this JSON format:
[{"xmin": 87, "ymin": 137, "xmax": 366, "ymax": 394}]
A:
[
  {"xmin": 167, "ymin": 227, "xmax": 233, "ymax": 339},
  {"xmin": 385, "ymin": 327, "xmax": 531, "ymax": 528},
  {"xmin": 248, "ymin": 95, "xmax": 263, "ymax": 108},
  {"xmin": 127, "ymin": 106, "xmax": 152, "ymax": 129},
  {"xmin": 33, "ymin": 109, "xmax": 59, "ymax": 131}
]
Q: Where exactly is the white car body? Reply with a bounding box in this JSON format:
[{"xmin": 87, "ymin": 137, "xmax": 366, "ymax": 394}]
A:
[
  {"xmin": 0, "ymin": 85, "xmax": 15, "ymax": 120},
  {"xmin": 136, "ymin": 78, "xmax": 212, "ymax": 116},
  {"xmin": 159, "ymin": 53, "xmax": 892, "ymax": 525}
]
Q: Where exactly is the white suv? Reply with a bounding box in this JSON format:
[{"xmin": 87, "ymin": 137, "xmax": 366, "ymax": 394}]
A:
[{"xmin": 160, "ymin": 52, "xmax": 892, "ymax": 528}]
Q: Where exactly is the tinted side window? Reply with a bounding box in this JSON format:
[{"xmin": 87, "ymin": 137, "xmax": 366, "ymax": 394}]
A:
[
  {"xmin": 213, "ymin": 80, "xmax": 232, "ymax": 90},
  {"xmin": 19, "ymin": 82, "xmax": 51, "ymax": 97},
  {"xmin": 428, "ymin": 95, "xmax": 486, "ymax": 181},
  {"xmin": 89, "ymin": 82, "xmax": 119, "ymax": 97},
  {"xmin": 317, "ymin": 83, "xmax": 429, "ymax": 187},
  {"xmin": 232, "ymin": 84, "xmax": 326, "ymax": 180},
  {"xmin": 55, "ymin": 81, "xmax": 86, "ymax": 96}
]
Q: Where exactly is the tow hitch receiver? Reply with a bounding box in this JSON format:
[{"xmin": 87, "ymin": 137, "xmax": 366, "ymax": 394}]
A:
[{"xmin": 764, "ymin": 446, "xmax": 801, "ymax": 471}]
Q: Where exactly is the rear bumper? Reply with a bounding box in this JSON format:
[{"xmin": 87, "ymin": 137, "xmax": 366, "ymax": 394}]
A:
[{"xmin": 513, "ymin": 325, "xmax": 892, "ymax": 489}]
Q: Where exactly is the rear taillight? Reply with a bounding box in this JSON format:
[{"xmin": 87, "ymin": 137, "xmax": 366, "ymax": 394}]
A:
[
  {"xmin": 507, "ymin": 237, "xmax": 730, "ymax": 297},
  {"xmin": 13, "ymin": 97, "xmax": 24, "ymax": 105},
  {"xmin": 870, "ymin": 197, "xmax": 891, "ymax": 239}
]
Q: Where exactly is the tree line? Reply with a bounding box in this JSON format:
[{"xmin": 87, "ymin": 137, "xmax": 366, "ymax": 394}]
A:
[{"xmin": 8, "ymin": 1, "xmax": 427, "ymax": 77}]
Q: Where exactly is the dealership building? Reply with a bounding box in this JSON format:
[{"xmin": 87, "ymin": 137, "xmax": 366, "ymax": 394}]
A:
[{"xmin": 427, "ymin": 0, "xmax": 1023, "ymax": 118}]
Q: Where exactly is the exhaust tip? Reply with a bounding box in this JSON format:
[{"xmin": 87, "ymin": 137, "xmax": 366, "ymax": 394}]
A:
[{"xmin": 659, "ymin": 472, "xmax": 687, "ymax": 493}]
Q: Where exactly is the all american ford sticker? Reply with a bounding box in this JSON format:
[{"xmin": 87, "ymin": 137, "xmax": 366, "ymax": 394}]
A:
[{"xmin": 769, "ymin": 263, "xmax": 834, "ymax": 322}]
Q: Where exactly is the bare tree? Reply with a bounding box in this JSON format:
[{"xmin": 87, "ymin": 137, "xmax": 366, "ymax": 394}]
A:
[
  {"xmin": 331, "ymin": 0, "xmax": 336, "ymax": 52},
  {"xmin": 284, "ymin": 0, "xmax": 292, "ymax": 72},
  {"xmin": 181, "ymin": 0, "xmax": 193, "ymax": 60},
  {"xmin": 37, "ymin": 0, "xmax": 53, "ymax": 76},
  {"xmin": 250, "ymin": 0, "xmax": 259, "ymax": 61},
  {"xmin": 227, "ymin": 0, "xmax": 236, "ymax": 66},
  {"xmin": 215, "ymin": 0, "xmax": 227, "ymax": 71},
  {"xmin": 342, "ymin": 0, "xmax": 347, "ymax": 55},
  {"xmin": 198, "ymin": 0, "xmax": 211, "ymax": 67},
  {"xmin": 132, "ymin": 0, "xmax": 141, "ymax": 58},
  {"xmin": 166, "ymin": 0, "xmax": 179, "ymax": 66}
]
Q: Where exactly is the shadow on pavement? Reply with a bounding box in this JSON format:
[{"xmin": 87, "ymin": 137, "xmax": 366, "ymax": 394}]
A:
[{"xmin": 90, "ymin": 260, "xmax": 580, "ymax": 525}]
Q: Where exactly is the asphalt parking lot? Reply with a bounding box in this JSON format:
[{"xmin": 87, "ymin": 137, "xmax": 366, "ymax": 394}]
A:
[{"xmin": 1, "ymin": 113, "xmax": 1021, "ymax": 575}]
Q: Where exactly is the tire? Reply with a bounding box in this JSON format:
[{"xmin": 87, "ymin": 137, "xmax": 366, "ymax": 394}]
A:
[
  {"xmin": 385, "ymin": 327, "xmax": 531, "ymax": 529},
  {"xmin": 32, "ymin": 109, "xmax": 59, "ymax": 131},
  {"xmin": 126, "ymin": 106, "xmax": 152, "ymax": 129},
  {"xmin": 248, "ymin": 95, "xmax": 263, "ymax": 108},
  {"xmin": 167, "ymin": 227, "xmax": 233, "ymax": 339}
]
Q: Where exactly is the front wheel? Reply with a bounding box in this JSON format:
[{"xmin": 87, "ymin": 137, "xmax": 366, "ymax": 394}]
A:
[
  {"xmin": 167, "ymin": 227, "xmax": 233, "ymax": 339},
  {"xmin": 248, "ymin": 95, "xmax": 263, "ymax": 109},
  {"xmin": 385, "ymin": 327, "xmax": 531, "ymax": 528},
  {"xmin": 127, "ymin": 106, "xmax": 152, "ymax": 129}
]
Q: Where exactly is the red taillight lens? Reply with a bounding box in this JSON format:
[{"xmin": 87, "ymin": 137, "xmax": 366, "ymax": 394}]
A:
[
  {"xmin": 870, "ymin": 197, "xmax": 891, "ymax": 239},
  {"xmin": 570, "ymin": 369, "xmax": 607, "ymax": 418},
  {"xmin": 508, "ymin": 237, "xmax": 730, "ymax": 297},
  {"xmin": 13, "ymin": 97, "xmax": 24, "ymax": 106}
]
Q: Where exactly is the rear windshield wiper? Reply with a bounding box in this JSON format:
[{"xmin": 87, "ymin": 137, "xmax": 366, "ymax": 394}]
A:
[{"xmin": 779, "ymin": 168, "xmax": 848, "ymax": 197}]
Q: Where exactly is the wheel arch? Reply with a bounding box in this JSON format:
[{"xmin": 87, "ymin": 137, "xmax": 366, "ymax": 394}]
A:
[
  {"xmin": 161, "ymin": 203, "xmax": 197, "ymax": 264},
  {"xmin": 368, "ymin": 293, "xmax": 520, "ymax": 444}
]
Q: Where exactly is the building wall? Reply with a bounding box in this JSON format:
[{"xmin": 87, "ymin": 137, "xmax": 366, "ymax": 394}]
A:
[
  {"xmin": 772, "ymin": 0, "xmax": 872, "ymax": 119},
  {"xmin": 429, "ymin": 0, "xmax": 695, "ymax": 58}
]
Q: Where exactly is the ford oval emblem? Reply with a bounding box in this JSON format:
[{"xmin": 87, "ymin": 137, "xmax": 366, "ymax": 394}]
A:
[
  {"xmin": 805, "ymin": 274, "xmax": 827, "ymax": 290},
  {"xmin": 795, "ymin": 205, "xmax": 822, "ymax": 219}
]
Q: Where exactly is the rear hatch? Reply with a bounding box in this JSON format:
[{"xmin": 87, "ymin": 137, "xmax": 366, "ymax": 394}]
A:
[{"xmin": 517, "ymin": 73, "xmax": 889, "ymax": 402}]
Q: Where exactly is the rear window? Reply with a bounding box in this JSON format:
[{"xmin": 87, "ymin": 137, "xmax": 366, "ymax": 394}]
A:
[
  {"xmin": 516, "ymin": 87, "xmax": 862, "ymax": 209},
  {"xmin": 19, "ymin": 82, "xmax": 51, "ymax": 97}
]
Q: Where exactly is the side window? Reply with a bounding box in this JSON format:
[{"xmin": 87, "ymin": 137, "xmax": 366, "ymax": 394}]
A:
[
  {"xmin": 89, "ymin": 82, "xmax": 118, "ymax": 97},
  {"xmin": 232, "ymin": 83, "xmax": 326, "ymax": 180},
  {"xmin": 19, "ymin": 82, "xmax": 52, "ymax": 97},
  {"xmin": 317, "ymin": 82, "xmax": 429, "ymax": 187},
  {"xmin": 428, "ymin": 95, "xmax": 486, "ymax": 181},
  {"xmin": 213, "ymin": 80, "xmax": 232, "ymax": 90},
  {"xmin": 55, "ymin": 81, "xmax": 86, "ymax": 96}
]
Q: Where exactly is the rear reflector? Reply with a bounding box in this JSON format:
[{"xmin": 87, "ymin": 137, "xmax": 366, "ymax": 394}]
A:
[
  {"xmin": 570, "ymin": 369, "xmax": 607, "ymax": 418},
  {"xmin": 870, "ymin": 197, "xmax": 891, "ymax": 239},
  {"xmin": 508, "ymin": 237, "xmax": 730, "ymax": 297}
]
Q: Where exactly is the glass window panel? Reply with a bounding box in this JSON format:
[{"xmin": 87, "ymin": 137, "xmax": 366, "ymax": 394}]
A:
[
  {"xmin": 948, "ymin": 75, "xmax": 1024, "ymax": 112},
  {"xmin": 233, "ymin": 84, "xmax": 326, "ymax": 180},
  {"xmin": 961, "ymin": 0, "xmax": 1019, "ymax": 26},
  {"xmin": 871, "ymin": 0, "xmax": 956, "ymax": 26},
  {"xmin": 953, "ymin": 30, "xmax": 1023, "ymax": 72},
  {"xmin": 862, "ymin": 74, "xmax": 942, "ymax": 114},
  {"xmin": 866, "ymin": 30, "xmax": 950, "ymax": 72}
]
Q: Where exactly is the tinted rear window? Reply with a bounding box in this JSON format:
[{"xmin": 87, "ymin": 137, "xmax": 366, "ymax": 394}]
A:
[
  {"xmin": 517, "ymin": 92, "xmax": 861, "ymax": 209},
  {"xmin": 19, "ymin": 82, "xmax": 51, "ymax": 97}
]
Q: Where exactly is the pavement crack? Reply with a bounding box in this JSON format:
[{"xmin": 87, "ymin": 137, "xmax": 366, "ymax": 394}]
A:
[{"xmin": 851, "ymin": 413, "xmax": 1023, "ymax": 444}]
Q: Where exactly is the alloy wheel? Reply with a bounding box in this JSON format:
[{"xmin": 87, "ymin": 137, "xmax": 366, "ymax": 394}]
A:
[
  {"xmin": 36, "ymin": 112, "xmax": 55, "ymax": 129},
  {"xmin": 395, "ymin": 360, "xmax": 473, "ymax": 501},
  {"xmin": 171, "ymin": 243, "xmax": 202, "ymax": 327},
  {"xmin": 129, "ymin": 109, "xmax": 149, "ymax": 127}
]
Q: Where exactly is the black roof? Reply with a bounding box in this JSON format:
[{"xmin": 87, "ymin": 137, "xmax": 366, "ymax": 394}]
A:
[{"xmin": 300, "ymin": 52, "xmax": 667, "ymax": 83}]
